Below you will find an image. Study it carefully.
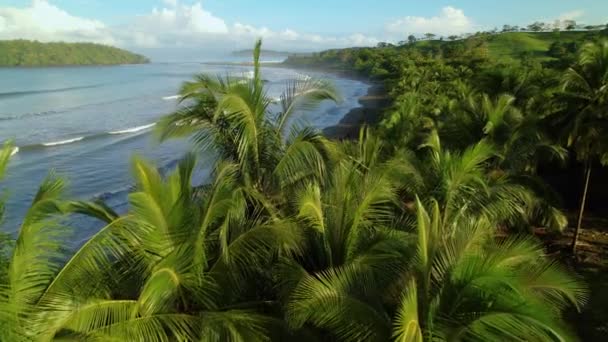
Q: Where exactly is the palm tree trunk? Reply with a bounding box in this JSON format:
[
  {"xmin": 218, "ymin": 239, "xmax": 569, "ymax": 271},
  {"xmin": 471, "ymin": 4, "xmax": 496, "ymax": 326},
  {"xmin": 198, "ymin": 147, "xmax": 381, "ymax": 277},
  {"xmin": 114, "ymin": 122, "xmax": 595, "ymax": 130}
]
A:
[{"xmin": 571, "ymin": 160, "xmax": 592, "ymax": 254}]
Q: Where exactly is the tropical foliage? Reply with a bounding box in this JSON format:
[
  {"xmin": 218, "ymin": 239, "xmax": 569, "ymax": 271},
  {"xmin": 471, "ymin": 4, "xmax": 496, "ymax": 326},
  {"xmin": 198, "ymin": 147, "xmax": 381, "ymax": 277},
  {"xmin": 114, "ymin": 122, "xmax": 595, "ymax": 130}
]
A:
[
  {"xmin": 156, "ymin": 39, "xmax": 340, "ymax": 198},
  {"xmin": 2, "ymin": 37, "xmax": 605, "ymax": 340},
  {"xmin": 560, "ymin": 40, "xmax": 608, "ymax": 252},
  {"xmin": 0, "ymin": 40, "xmax": 149, "ymax": 66}
]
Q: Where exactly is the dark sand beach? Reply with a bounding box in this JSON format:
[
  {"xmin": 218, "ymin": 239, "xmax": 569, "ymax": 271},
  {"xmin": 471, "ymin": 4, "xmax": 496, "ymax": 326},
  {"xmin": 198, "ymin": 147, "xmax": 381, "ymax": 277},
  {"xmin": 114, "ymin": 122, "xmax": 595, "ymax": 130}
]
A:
[{"xmin": 323, "ymin": 83, "xmax": 391, "ymax": 139}]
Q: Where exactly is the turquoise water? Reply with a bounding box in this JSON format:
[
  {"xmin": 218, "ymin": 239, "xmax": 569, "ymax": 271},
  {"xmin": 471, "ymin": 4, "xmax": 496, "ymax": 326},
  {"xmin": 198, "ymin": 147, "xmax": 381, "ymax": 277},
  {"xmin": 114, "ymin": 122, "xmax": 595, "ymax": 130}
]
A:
[{"xmin": 0, "ymin": 63, "xmax": 368, "ymax": 247}]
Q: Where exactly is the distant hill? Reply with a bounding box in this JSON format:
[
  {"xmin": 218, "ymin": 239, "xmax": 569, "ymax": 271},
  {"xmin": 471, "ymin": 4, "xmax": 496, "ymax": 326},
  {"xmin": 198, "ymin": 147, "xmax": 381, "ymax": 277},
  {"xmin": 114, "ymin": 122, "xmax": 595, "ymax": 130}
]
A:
[
  {"xmin": 284, "ymin": 30, "xmax": 608, "ymax": 70},
  {"xmin": 411, "ymin": 31, "xmax": 607, "ymax": 62},
  {"xmin": 232, "ymin": 49, "xmax": 312, "ymax": 58},
  {"xmin": 0, "ymin": 40, "xmax": 149, "ymax": 67}
]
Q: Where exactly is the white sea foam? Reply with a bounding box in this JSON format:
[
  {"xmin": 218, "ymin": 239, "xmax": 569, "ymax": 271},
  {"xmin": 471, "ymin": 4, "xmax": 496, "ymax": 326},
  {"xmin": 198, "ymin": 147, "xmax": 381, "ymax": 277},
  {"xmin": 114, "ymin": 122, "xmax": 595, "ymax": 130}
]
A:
[
  {"xmin": 162, "ymin": 95, "xmax": 180, "ymax": 100},
  {"xmin": 42, "ymin": 137, "xmax": 84, "ymax": 147},
  {"xmin": 108, "ymin": 123, "xmax": 156, "ymax": 135}
]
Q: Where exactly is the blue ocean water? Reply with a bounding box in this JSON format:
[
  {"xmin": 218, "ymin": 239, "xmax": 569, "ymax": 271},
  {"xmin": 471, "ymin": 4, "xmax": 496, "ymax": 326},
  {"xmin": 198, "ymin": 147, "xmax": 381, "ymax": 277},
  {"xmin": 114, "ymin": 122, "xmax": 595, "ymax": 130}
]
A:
[{"xmin": 0, "ymin": 63, "xmax": 368, "ymax": 247}]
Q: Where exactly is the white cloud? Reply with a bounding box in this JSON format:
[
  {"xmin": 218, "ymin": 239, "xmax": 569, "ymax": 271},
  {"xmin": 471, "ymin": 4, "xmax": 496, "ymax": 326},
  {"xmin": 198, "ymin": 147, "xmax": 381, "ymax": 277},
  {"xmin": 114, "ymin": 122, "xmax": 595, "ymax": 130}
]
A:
[
  {"xmin": 137, "ymin": 2, "xmax": 228, "ymax": 35},
  {"xmin": 386, "ymin": 6, "xmax": 473, "ymax": 36},
  {"xmin": 0, "ymin": 0, "xmax": 115, "ymax": 44},
  {"xmin": 558, "ymin": 10, "xmax": 585, "ymax": 21},
  {"xmin": 0, "ymin": 0, "xmax": 380, "ymax": 53}
]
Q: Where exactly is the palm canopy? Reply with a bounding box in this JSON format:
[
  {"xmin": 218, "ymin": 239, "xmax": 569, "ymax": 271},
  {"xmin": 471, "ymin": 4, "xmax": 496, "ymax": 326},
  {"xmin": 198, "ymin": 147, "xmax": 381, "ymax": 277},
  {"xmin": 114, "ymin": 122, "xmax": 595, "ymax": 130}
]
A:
[
  {"xmin": 559, "ymin": 40, "xmax": 608, "ymax": 253},
  {"xmin": 393, "ymin": 130, "xmax": 565, "ymax": 231},
  {"xmin": 0, "ymin": 152, "xmax": 303, "ymax": 341},
  {"xmin": 440, "ymin": 88, "xmax": 567, "ymax": 173},
  {"xmin": 280, "ymin": 132, "xmax": 411, "ymax": 341},
  {"xmin": 391, "ymin": 198, "xmax": 587, "ymax": 342},
  {"xmin": 561, "ymin": 40, "xmax": 608, "ymax": 164},
  {"xmin": 156, "ymin": 39, "xmax": 341, "ymax": 194},
  {"xmin": 278, "ymin": 143, "xmax": 587, "ymax": 341}
]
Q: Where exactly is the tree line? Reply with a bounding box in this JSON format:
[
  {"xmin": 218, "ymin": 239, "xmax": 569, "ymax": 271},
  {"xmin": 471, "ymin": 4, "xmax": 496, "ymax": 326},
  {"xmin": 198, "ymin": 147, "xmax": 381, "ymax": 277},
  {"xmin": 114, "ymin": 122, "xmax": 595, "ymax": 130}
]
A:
[{"xmin": 0, "ymin": 40, "xmax": 149, "ymax": 67}]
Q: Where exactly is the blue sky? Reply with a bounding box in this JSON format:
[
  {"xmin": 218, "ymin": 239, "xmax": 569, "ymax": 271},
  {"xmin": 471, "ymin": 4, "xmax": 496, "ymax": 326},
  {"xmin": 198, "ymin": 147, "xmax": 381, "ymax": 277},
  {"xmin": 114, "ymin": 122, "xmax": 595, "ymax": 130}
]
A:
[{"xmin": 1, "ymin": 0, "xmax": 607, "ymax": 55}]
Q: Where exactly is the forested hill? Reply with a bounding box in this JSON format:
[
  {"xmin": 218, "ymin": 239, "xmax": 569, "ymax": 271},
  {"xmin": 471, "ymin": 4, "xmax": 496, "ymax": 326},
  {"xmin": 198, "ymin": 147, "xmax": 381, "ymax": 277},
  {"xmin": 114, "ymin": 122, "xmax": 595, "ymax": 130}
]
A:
[
  {"xmin": 0, "ymin": 40, "xmax": 149, "ymax": 67},
  {"xmin": 284, "ymin": 30, "xmax": 608, "ymax": 75}
]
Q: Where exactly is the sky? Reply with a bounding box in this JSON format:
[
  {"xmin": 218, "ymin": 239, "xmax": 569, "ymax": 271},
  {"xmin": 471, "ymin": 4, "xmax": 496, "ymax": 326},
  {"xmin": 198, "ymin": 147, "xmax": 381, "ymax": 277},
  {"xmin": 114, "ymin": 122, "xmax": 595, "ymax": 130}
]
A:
[{"xmin": 1, "ymin": 0, "xmax": 607, "ymax": 59}]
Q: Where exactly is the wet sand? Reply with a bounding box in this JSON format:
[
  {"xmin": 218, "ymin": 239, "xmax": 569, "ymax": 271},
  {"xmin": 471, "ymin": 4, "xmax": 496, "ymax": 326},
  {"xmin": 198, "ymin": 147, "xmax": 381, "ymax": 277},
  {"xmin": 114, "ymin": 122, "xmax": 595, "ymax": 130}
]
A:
[{"xmin": 323, "ymin": 83, "xmax": 391, "ymax": 139}]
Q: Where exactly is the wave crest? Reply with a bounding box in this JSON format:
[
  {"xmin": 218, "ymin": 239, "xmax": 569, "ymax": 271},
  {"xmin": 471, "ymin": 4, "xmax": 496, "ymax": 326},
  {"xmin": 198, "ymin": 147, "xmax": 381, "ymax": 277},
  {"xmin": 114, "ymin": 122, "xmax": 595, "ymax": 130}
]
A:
[
  {"xmin": 42, "ymin": 137, "xmax": 84, "ymax": 147},
  {"xmin": 108, "ymin": 123, "xmax": 156, "ymax": 135}
]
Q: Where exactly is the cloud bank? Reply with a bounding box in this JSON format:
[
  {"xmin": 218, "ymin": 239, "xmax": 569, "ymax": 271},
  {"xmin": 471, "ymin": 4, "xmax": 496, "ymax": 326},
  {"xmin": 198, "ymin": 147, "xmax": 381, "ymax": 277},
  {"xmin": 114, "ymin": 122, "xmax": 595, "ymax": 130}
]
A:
[
  {"xmin": 0, "ymin": 1, "xmax": 483, "ymax": 54},
  {"xmin": 386, "ymin": 6, "xmax": 474, "ymax": 36},
  {"xmin": 0, "ymin": 0, "xmax": 115, "ymax": 45},
  {"xmin": 0, "ymin": 0, "xmax": 381, "ymax": 51}
]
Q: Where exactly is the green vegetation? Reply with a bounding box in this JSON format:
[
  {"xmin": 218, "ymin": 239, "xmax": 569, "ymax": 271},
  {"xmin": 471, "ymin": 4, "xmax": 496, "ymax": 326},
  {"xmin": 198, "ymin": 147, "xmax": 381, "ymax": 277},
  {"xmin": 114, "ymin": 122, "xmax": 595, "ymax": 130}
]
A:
[
  {"xmin": 0, "ymin": 40, "xmax": 149, "ymax": 67},
  {"xmin": 285, "ymin": 30, "xmax": 608, "ymax": 73},
  {"xmin": 1, "ymin": 34, "xmax": 608, "ymax": 340}
]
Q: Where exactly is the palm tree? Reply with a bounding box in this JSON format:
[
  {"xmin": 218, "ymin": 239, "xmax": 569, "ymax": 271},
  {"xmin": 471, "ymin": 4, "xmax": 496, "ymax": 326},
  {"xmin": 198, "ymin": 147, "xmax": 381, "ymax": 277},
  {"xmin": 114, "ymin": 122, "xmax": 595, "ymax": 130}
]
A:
[
  {"xmin": 439, "ymin": 91, "xmax": 568, "ymax": 231},
  {"xmin": 391, "ymin": 198, "xmax": 587, "ymax": 341},
  {"xmin": 393, "ymin": 129, "xmax": 565, "ymax": 231},
  {"xmin": 156, "ymin": 39, "xmax": 341, "ymax": 197},
  {"xmin": 561, "ymin": 40, "xmax": 608, "ymax": 253},
  {"xmin": 442, "ymin": 90, "xmax": 567, "ymax": 172},
  {"xmin": 0, "ymin": 152, "xmax": 301, "ymax": 340},
  {"xmin": 280, "ymin": 132, "xmax": 411, "ymax": 341},
  {"xmin": 279, "ymin": 151, "xmax": 587, "ymax": 341}
]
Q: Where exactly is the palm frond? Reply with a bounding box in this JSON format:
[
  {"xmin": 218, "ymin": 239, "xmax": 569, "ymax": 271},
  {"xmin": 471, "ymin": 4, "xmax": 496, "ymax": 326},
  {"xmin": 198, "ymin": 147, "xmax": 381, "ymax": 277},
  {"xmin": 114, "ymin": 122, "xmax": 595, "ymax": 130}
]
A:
[{"xmin": 276, "ymin": 78, "xmax": 341, "ymax": 137}]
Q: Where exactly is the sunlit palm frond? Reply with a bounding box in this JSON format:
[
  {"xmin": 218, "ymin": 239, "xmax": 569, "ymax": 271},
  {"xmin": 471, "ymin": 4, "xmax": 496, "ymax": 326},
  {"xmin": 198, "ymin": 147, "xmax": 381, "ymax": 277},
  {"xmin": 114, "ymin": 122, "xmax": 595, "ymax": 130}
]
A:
[
  {"xmin": 393, "ymin": 279, "xmax": 423, "ymax": 342},
  {"xmin": 286, "ymin": 263, "xmax": 391, "ymax": 342},
  {"xmin": 273, "ymin": 126, "xmax": 336, "ymax": 190},
  {"xmin": 276, "ymin": 78, "xmax": 340, "ymax": 137},
  {"xmin": 63, "ymin": 200, "xmax": 119, "ymax": 224}
]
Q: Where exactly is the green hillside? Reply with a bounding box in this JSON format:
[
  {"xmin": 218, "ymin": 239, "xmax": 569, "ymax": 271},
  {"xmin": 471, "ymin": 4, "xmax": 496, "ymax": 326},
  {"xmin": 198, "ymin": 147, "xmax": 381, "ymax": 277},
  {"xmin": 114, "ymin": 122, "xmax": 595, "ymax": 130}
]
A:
[
  {"xmin": 397, "ymin": 31, "xmax": 606, "ymax": 61},
  {"xmin": 284, "ymin": 30, "xmax": 608, "ymax": 72},
  {"xmin": 483, "ymin": 31, "xmax": 604, "ymax": 60},
  {"xmin": 0, "ymin": 40, "xmax": 149, "ymax": 67}
]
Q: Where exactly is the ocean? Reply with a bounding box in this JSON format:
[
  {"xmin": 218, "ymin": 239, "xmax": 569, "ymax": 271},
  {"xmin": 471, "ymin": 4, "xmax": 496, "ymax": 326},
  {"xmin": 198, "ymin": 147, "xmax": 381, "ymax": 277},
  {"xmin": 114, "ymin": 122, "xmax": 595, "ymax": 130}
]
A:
[{"xmin": 0, "ymin": 62, "xmax": 368, "ymax": 247}]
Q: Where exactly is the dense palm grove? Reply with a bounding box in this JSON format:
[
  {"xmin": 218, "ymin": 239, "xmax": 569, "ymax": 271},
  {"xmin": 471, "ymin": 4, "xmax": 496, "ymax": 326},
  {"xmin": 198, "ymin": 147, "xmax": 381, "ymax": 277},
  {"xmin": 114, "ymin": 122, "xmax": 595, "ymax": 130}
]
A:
[{"xmin": 0, "ymin": 36, "xmax": 606, "ymax": 340}]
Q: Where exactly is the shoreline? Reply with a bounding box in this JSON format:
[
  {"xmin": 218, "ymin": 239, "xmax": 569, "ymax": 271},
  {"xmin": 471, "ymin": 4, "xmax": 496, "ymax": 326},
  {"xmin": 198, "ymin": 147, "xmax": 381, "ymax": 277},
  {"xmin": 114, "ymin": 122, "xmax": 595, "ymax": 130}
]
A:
[
  {"xmin": 277, "ymin": 62, "xmax": 392, "ymax": 139},
  {"xmin": 323, "ymin": 82, "xmax": 391, "ymax": 140},
  {"xmin": 273, "ymin": 62, "xmax": 392, "ymax": 140},
  {"xmin": 198, "ymin": 61, "xmax": 393, "ymax": 140}
]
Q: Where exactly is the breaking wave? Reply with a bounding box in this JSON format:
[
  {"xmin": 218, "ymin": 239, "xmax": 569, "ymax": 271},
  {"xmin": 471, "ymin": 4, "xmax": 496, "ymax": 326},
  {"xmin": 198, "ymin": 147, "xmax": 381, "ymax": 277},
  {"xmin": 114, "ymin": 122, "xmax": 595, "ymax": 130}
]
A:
[
  {"xmin": 42, "ymin": 137, "xmax": 85, "ymax": 147},
  {"xmin": 108, "ymin": 123, "xmax": 156, "ymax": 135}
]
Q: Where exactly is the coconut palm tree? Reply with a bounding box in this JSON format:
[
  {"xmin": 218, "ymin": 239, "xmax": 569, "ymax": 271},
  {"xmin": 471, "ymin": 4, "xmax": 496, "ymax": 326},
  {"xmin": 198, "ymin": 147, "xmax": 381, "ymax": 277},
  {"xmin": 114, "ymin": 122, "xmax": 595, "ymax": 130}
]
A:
[
  {"xmin": 560, "ymin": 40, "xmax": 608, "ymax": 253},
  {"xmin": 279, "ymin": 132, "xmax": 411, "ymax": 341},
  {"xmin": 442, "ymin": 90, "xmax": 567, "ymax": 172},
  {"xmin": 0, "ymin": 152, "xmax": 302, "ymax": 341},
  {"xmin": 393, "ymin": 129, "xmax": 565, "ymax": 231},
  {"xmin": 280, "ymin": 169, "xmax": 587, "ymax": 341},
  {"xmin": 156, "ymin": 39, "xmax": 341, "ymax": 197},
  {"xmin": 391, "ymin": 198, "xmax": 587, "ymax": 341},
  {"xmin": 438, "ymin": 91, "xmax": 568, "ymax": 231}
]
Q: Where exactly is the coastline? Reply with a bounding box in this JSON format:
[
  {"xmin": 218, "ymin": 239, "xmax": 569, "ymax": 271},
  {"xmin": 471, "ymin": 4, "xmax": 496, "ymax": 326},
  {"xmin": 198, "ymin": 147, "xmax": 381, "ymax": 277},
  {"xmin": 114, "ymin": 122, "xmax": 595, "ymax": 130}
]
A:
[
  {"xmin": 277, "ymin": 62, "xmax": 392, "ymax": 139},
  {"xmin": 323, "ymin": 82, "xmax": 391, "ymax": 140},
  {"xmin": 198, "ymin": 61, "xmax": 393, "ymax": 139}
]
